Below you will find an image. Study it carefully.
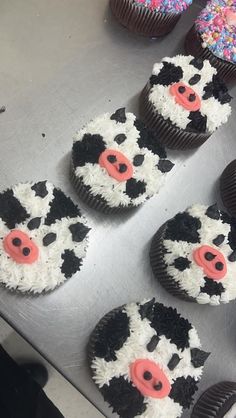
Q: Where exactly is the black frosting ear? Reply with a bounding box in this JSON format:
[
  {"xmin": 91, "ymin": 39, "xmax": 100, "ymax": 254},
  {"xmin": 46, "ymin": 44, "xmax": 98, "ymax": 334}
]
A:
[
  {"xmin": 72, "ymin": 134, "xmax": 106, "ymax": 167},
  {"xmin": 125, "ymin": 178, "xmax": 146, "ymax": 199},
  {"xmin": 60, "ymin": 249, "xmax": 82, "ymax": 278},
  {"xmin": 187, "ymin": 111, "xmax": 207, "ymax": 133},
  {"xmin": 45, "ymin": 189, "xmax": 81, "ymax": 226},
  {"xmin": 139, "ymin": 298, "xmax": 155, "ymax": 321},
  {"xmin": 134, "ymin": 119, "xmax": 167, "ymax": 158},
  {"xmin": 191, "ymin": 348, "xmax": 210, "ymax": 368},
  {"xmin": 203, "ymin": 75, "xmax": 232, "ymax": 104},
  {"xmin": 93, "ymin": 310, "xmax": 130, "ymax": 362},
  {"xmin": 228, "ymin": 217, "xmax": 236, "ymax": 252},
  {"xmin": 205, "ymin": 204, "xmax": 220, "ymax": 220},
  {"xmin": 69, "ymin": 222, "xmax": 90, "ymax": 242},
  {"xmin": 31, "ymin": 181, "xmax": 48, "ymax": 198},
  {"xmin": 169, "ymin": 376, "xmax": 198, "ymax": 408},
  {"xmin": 189, "ymin": 57, "xmax": 204, "ymax": 70},
  {"xmin": 165, "ymin": 212, "xmax": 201, "ymax": 244},
  {"xmin": 110, "ymin": 108, "xmax": 127, "ymax": 123},
  {"xmin": 150, "ymin": 62, "xmax": 183, "ymax": 87},
  {"xmin": 158, "ymin": 159, "xmax": 174, "ymax": 173},
  {"xmin": 0, "ymin": 189, "xmax": 29, "ymax": 229},
  {"xmin": 101, "ymin": 376, "xmax": 147, "ymax": 417},
  {"xmin": 200, "ymin": 277, "xmax": 225, "ymax": 297}
]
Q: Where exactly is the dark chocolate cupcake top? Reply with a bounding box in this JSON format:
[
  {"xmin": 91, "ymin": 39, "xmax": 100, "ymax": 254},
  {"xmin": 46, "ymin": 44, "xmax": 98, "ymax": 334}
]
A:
[
  {"xmin": 72, "ymin": 109, "xmax": 173, "ymax": 209},
  {"xmin": 159, "ymin": 204, "xmax": 236, "ymax": 305},
  {"xmin": 90, "ymin": 299, "xmax": 209, "ymax": 418},
  {"xmin": 148, "ymin": 55, "xmax": 231, "ymax": 133}
]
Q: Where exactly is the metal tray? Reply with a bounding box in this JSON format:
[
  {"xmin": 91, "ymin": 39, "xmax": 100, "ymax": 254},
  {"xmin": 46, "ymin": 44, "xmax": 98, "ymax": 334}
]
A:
[{"xmin": 1, "ymin": 1, "xmax": 236, "ymax": 417}]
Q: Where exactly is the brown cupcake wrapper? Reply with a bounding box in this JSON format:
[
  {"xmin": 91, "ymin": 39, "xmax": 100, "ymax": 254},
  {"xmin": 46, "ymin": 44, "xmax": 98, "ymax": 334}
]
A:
[
  {"xmin": 185, "ymin": 25, "xmax": 236, "ymax": 83},
  {"xmin": 220, "ymin": 160, "xmax": 236, "ymax": 217},
  {"xmin": 110, "ymin": 0, "xmax": 180, "ymax": 37},
  {"xmin": 191, "ymin": 381, "xmax": 236, "ymax": 418},
  {"xmin": 140, "ymin": 84, "xmax": 211, "ymax": 150},
  {"xmin": 150, "ymin": 223, "xmax": 195, "ymax": 302},
  {"xmin": 70, "ymin": 161, "xmax": 136, "ymax": 214}
]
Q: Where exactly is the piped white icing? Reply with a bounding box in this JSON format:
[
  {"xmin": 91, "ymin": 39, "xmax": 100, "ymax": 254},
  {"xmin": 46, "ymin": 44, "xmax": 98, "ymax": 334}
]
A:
[{"xmin": 224, "ymin": 403, "xmax": 236, "ymax": 418}]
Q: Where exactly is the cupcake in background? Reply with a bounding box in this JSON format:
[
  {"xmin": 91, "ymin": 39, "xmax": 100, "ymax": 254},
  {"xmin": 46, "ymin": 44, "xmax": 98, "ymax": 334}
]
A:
[
  {"xmin": 140, "ymin": 55, "xmax": 232, "ymax": 149},
  {"xmin": 185, "ymin": 0, "xmax": 236, "ymax": 82},
  {"xmin": 191, "ymin": 381, "xmax": 236, "ymax": 417},
  {"xmin": 220, "ymin": 160, "xmax": 236, "ymax": 217},
  {"xmin": 110, "ymin": 0, "xmax": 193, "ymax": 37}
]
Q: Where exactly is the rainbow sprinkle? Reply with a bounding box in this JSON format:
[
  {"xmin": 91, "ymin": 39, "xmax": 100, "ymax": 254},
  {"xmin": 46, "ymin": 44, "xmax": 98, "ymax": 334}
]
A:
[
  {"xmin": 196, "ymin": 0, "xmax": 236, "ymax": 64},
  {"xmin": 134, "ymin": 0, "xmax": 192, "ymax": 14}
]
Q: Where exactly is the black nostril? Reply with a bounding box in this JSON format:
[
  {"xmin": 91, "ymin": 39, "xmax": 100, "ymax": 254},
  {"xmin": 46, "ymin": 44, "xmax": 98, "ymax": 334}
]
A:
[
  {"xmin": 189, "ymin": 94, "xmax": 196, "ymax": 102},
  {"xmin": 22, "ymin": 247, "xmax": 30, "ymax": 256},
  {"xmin": 215, "ymin": 262, "xmax": 224, "ymax": 271},
  {"xmin": 119, "ymin": 164, "xmax": 127, "ymax": 173},
  {"xmin": 204, "ymin": 252, "xmax": 215, "ymax": 261},
  {"xmin": 154, "ymin": 382, "xmax": 163, "ymax": 391},
  {"xmin": 12, "ymin": 238, "xmax": 21, "ymax": 247},
  {"xmin": 143, "ymin": 371, "xmax": 152, "ymax": 381},
  {"xmin": 107, "ymin": 155, "xmax": 117, "ymax": 163},
  {"xmin": 178, "ymin": 86, "xmax": 186, "ymax": 94}
]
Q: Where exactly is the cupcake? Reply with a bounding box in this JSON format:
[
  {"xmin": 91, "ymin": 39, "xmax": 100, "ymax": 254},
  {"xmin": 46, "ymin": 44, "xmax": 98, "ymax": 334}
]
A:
[
  {"xmin": 140, "ymin": 55, "xmax": 232, "ymax": 149},
  {"xmin": 191, "ymin": 381, "xmax": 236, "ymax": 417},
  {"xmin": 110, "ymin": 0, "xmax": 192, "ymax": 38},
  {"xmin": 88, "ymin": 298, "xmax": 210, "ymax": 418},
  {"xmin": 220, "ymin": 160, "xmax": 236, "ymax": 217},
  {"xmin": 0, "ymin": 181, "xmax": 90, "ymax": 293},
  {"xmin": 150, "ymin": 204, "xmax": 236, "ymax": 305},
  {"xmin": 71, "ymin": 108, "xmax": 173, "ymax": 214},
  {"xmin": 185, "ymin": 0, "xmax": 236, "ymax": 83}
]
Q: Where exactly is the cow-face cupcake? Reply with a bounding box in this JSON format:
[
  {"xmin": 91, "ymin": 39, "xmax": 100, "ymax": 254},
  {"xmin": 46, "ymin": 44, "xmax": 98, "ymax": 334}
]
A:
[
  {"xmin": 88, "ymin": 298, "xmax": 209, "ymax": 418},
  {"xmin": 71, "ymin": 109, "xmax": 173, "ymax": 213},
  {"xmin": 0, "ymin": 181, "xmax": 90, "ymax": 293},
  {"xmin": 150, "ymin": 204, "xmax": 236, "ymax": 305},
  {"xmin": 110, "ymin": 0, "xmax": 192, "ymax": 38},
  {"xmin": 185, "ymin": 0, "xmax": 236, "ymax": 83},
  {"xmin": 140, "ymin": 55, "xmax": 232, "ymax": 149}
]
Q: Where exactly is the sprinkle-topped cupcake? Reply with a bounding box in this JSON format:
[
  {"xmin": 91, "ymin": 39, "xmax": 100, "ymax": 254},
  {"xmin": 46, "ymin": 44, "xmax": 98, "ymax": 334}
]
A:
[
  {"xmin": 185, "ymin": 0, "xmax": 236, "ymax": 82},
  {"xmin": 110, "ymin": 0, "xmax": 192, "ymax": 37}
]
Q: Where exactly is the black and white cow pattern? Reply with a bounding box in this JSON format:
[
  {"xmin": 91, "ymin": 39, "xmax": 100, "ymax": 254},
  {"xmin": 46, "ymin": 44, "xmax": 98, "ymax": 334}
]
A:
[
  {"xmin": 90, "ymin": 299, "xmax": 209, "ymax": 418},
  {"xmin": 0, "ymin": 181, "xmax": 90, "ymax": 293},
  {"xmin": 160, "ymin": 204, "xmax": 236, "ymax": 305},
  {"xmin": 148, "ymin": 55, "xmax": 231, "ymax": 133},
  {"xmin": 72, "ymin": 109, "xmax": 173, "ymax": 209}
]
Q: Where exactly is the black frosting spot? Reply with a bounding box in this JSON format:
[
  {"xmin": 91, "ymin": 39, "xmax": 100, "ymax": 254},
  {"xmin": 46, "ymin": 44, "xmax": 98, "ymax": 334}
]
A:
[
  {"xmin": 150, "ymin": 62, "xmax": 183, "ymax": 87},
  {"xmin": 134, "ymin": 119, "xmax": 167, "ymax": 158},
  {"xmin": 72, "ymin": 134, "xmax": 106, "ymax": 167},
  {"xmin": 45, "ymin": 189, "xmax": 81, "ymax": 226},
  {"xmin": 114, "ymin": 133, "xmax": 126, "ymax": 144},
  {"xmin": 146, "ymin": 335, "xmax": 160, "ymax": 352},
  {"xmin": 200, "ymin": 277, "xmax": 225, "ymax": 297},
  {"xmin": 133, "ymin": 154, "xmax": 144, "ymax": 167},
  {"xmin": 31, "ymin": 181, "xmax": 48, "ymax": 198},
  {"xmin": 93, "ymin": 310, "xmax": 130, "ymax": 362},
  {"xmin": 213, "ymin": 234, "xmax": 225, "ymax": 246},
  {"xmin": 43, "ymin": 232, "xmax": 57, "ymax": 247},
  {"xmin": 168, "ymin": 354, "xmax": 181, "ymax": 371},
  {"xmin": 0, "ymin": 189, "xmax": 29, "ymax": 229},
  {"xmin": 110, "ymin": 108, "xmax": 126, "ymax": 123},
  {"xmin": 190, "ymin": 57, "xmax": 204, "ymax": 70},
  {"xmin": 191, "ymin": 348, "xmax": 210, "ymax": 368},
  {"xmin": 165, "ymin": 212, "xmax": 201, "ymax": 243},
  {"xmin": 61, "ymin": 250, "xmax": 82, "ymax": 278},
  {"xmin": 158, "ymin": 159, "xmax": 174, "ymax": 173},
  {"xmin": 101, "ymin": 376, "xmax": 146, "ymax": 418},
  {"xmin": 203, "ymin": 75, "xmax": 232, "ymax": 104},
  {"xmin": 125, "ymin": 179, "xmax": 146, "ymax": 199},
  {"xmin": 205, "ymin": 204, "xmax": 220, "ymax": 220},
  {"xmin": 227, "ymin": 216, "xmax": 236, "ymax": 252},
  {"xmin": 27, "ymin": 217, "xmax": 41, "ymax": 230},
  {"xmin": 188, "ymin": 74, "xmax": 201, "ymax": 86},
  {"xmin": 174, "ymin": 257, "xmax": 191, "ymax": 271},
  {"xmin": 169, "ymin": 376, "xmax": 198, "ymax": 409},
  {"xmin": 187, "ymin": 111, "xmax": 207, "ymax": 133},
  {"xmin": 69, "ymin": 222, "xmax": 90, "ymax": 242}
]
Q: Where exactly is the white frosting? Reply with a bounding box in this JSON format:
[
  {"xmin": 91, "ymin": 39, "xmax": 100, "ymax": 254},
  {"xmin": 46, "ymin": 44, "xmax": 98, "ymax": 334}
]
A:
[
  {"xmin": 224, "ymin": 403, "xmax": 236, "ymax": 418},
  {"xmin": 92, "ymin": 301, "xmax": 204, "ymax": 418},
  {"xmin": 73, "ymin": 112, "xmax": 171, "ymax": 208},
  {"xmin": 162, "ymin": 204, "xmax": 236, "ymax": 305},
  {"xmin": 149, "ymin": 55, "xmax": 231, "ymax": 133},
  {"xmin": 0, "ymin": 182, "xmax": 89, "ymax": 293}
]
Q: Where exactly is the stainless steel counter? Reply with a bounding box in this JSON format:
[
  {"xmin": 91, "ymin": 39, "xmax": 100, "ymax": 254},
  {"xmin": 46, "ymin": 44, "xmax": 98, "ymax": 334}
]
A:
[{"xmin": 1, "ymin": 1, "xmax": 236, "ymax": 417}]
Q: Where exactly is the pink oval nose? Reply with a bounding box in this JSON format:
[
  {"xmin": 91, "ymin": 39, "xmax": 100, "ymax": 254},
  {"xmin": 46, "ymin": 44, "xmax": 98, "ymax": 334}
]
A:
[
  {"xmin": 99, "ymin": 149, "xmax": 133, "ymax": 182},
  {"xmin": 130, "ymin": 359, "xmax": 171, "ymax": 399},
  {"xmin": 3, "ymin": 230, "xmax": 39, "ymax": 264},
  {"xmin": 193, "ymin": 245, "xmax": 227, "ymax": 281},
  {"xmin": 169, "ymin": 82, "xmax": 201, "ymax": 112}
]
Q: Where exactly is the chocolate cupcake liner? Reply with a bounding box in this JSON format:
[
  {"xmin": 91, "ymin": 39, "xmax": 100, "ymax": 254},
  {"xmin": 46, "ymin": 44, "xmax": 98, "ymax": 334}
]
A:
[
  {"xmin": 140, "ymin": 84, "xmax": 211, "ymax": 150},
  {"xmin": 220, "ymin": 160, "xmax": 236, "ymax": 217},
  {"xmin": 185, "ymin": 25, "xmax": 236, "ymax": 83},
  {"xmin": 191, "ymin": 381, "xmax": 236, "ymax": 418},
  {"xmin": 70, "ymin": 161, "xmax": 135, "ymax": 214},
  {"xmin": 150, "ymin": 223, "xmax": 195, "ymax": 302},
  {"xmin": 110, "ymin": 0, "xmax": 180, "ymax": 37}
]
